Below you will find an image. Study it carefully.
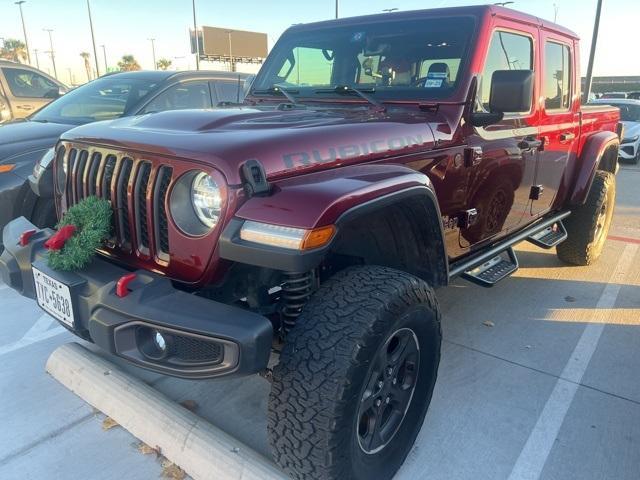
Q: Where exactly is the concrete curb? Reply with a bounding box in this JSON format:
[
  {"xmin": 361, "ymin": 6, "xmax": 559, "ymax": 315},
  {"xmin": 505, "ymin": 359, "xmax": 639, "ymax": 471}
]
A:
[{"xmin": 46, "ymin": 342, "xmax": 286, "ymax": 480}]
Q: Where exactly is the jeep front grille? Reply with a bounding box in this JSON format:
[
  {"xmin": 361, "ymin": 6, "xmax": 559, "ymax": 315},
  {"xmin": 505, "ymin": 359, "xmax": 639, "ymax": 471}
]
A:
[{"xmin": 59, "ymin": 145, "xmax": 173, "ymax": 263}]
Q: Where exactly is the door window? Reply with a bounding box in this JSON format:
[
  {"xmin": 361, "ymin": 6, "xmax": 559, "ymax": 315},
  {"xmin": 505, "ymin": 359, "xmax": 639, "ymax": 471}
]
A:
[
  {"xmin": 143, "ymin": 81, "xmax": 212, "ymax": 113},
  {"xmin": 478, "ymin": 31, "xmax": 533, "ymax": 111},
  {"xmin": 2, "ymin": 67, "xmax": 59, "ymax": 98},
  {"xmin": 212, "ymin": 81, "xmax": 243, "ymax": 104},
  {"xmin": 544, "ymin": 42, "xmax": 571, "ymax": 111}
]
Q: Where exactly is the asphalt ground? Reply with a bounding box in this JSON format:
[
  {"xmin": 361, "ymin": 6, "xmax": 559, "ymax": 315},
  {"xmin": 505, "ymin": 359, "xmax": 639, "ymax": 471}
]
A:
[{"xmin": 1, "ymin": 162, "xmax": 639, "ymax": 480}]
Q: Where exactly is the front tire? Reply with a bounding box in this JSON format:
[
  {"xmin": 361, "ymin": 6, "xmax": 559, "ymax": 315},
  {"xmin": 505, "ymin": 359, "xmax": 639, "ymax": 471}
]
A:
[
  {"xmin": 557, "ymin": 170, "xmax": 616, "ymax": 265},
  {"xmin": 268, "ymin": 266, "xmax": 441, "ymax": 480}
]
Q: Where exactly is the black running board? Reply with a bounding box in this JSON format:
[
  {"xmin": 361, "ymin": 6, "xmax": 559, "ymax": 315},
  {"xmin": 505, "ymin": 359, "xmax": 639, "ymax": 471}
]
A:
[
  {"xmin": 462, "ymin": 247, "xmax": 519, "ymax": 287},
  {"xmin": 449, "ymin": 211, "xmax": 571, "ymax": 283},
  {"xmin": 526, "ymin": 221, "xmax": 568, "ymax": 249}
]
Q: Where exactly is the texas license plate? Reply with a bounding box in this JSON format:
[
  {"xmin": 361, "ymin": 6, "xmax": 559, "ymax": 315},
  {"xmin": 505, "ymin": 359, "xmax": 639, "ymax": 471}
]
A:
[{"xmin": 32, "ymin": 266, "xmax": 74, "ymax": 327}]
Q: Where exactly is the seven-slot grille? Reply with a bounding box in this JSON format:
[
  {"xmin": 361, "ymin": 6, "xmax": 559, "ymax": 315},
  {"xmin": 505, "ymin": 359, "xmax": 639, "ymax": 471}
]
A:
[{"xmin": 60, "ymin": 146, "xmax": 173, "ymax": 262}]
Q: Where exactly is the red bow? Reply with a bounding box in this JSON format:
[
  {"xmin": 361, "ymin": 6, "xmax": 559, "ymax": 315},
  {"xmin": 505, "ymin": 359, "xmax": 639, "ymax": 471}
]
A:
[{"xmin": 44, "ymin": 225, "xmax": 77, "ymax": 251}]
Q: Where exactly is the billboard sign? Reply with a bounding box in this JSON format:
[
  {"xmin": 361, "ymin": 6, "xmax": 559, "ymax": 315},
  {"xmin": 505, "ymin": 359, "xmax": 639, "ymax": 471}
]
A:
[{"xmin": 201, "ymin": 27, "xmax": 268, "ymax": 59}]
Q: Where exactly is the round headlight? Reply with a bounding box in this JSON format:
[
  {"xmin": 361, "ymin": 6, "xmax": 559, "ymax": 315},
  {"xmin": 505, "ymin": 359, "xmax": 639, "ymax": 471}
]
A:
[
  {"xmin": 191, "ymin": 172, "xmax": 222, "ymax": 228},
  {"xmin": 170, "ymin": 170, "xmax": 225, "ymax": 236}
]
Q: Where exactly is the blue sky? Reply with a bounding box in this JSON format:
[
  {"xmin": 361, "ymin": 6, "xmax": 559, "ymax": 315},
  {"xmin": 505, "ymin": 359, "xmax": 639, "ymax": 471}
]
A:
[{"xmin": 0, "ymin": 0, "xmax": 638, "ymax": 85}]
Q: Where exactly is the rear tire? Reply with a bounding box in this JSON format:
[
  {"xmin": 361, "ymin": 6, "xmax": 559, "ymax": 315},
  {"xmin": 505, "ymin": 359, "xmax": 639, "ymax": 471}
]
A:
[
  {"xmin": 557, "ymin": 171, "xmax": 615, "ymax": 265},
  {"xmin": 268, "ymin": 265, "xmax": 441, "ymax": 480}
]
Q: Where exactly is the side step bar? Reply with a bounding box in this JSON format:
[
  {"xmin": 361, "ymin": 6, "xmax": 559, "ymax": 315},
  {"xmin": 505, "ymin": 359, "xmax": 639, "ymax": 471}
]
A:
[
  {"xmin": 449, "ymin": 211, "xmax": 571, "ymax": 286},
  {"xmin": 462, "ymin": 247, "xmax": 519, "ymax": 287},
  {"xmin": 526, "ymin": 221, "xmax": 568, "ymax": 249}
]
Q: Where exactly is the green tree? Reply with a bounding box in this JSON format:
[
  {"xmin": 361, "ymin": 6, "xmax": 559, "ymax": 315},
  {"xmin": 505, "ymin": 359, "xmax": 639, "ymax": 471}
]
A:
[
  {"xmin": 0, "ymin": 38, "xmax": 28, "ymax": 63},
  {"xmin": 117, "ymin": 54, "xmax": 141, "ymax": 72},
  {"xmin": 80, "ymin": 52, "xmax": 92, "ymax": 81},
  {"xmin": 156, "ymin": 58, "xmax": 172, "ymax": 71}
]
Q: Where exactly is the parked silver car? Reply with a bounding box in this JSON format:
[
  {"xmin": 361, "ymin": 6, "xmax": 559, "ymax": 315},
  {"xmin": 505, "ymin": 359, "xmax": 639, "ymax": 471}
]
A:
[
  {"xmin": 591, "ymin": 98, "xmax": 640, "ymax": 164},
  {"xmin": 0, "ymin": 60, "xmax": 68, "ymax": 123}
]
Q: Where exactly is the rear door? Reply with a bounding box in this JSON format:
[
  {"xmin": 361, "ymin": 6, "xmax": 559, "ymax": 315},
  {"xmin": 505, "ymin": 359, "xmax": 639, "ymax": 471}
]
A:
[
  {"xmin": 531, "ymin": 33, "xmax": 578, "ymax": 216},
  {"xmin": 210, "ymin": 79, "xmax": 244, "ymax": 105},
  {"xmin": 0, "ymin": 66, "xmax": 60, "ymax": 118},
  {"xmin": 461, "ymin": 25, "xmax": 540, "ymax": 248}
]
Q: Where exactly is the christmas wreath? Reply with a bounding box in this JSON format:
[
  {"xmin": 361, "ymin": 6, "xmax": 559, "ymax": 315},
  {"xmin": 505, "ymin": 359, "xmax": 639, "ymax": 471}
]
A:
[{"xmin": 46, "ymin": 196, "xmax": 113, "ymax": 271}]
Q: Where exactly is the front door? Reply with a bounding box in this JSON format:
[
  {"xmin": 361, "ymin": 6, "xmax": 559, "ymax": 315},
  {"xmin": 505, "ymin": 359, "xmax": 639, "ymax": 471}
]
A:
[
  {"xmin": 460, "ymin": 28, "xmax": 539, "ymax": 248},
  {"xmin": 531, "ymin": 35, "xmax": 578, "ymax": 216},
  {"xmin": 0, "ymin": 66, "xmax": 61, "ymax": 119}
]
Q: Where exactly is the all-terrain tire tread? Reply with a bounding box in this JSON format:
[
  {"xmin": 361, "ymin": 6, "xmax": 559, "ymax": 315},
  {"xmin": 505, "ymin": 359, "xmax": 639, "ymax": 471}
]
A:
[
  {"xmin": 268, "ymin": 265, "xmax": 440, "ymax": 480},
  {"xmin": 557, "ymin": 170, "xmax": 615, "ymax": 265}
]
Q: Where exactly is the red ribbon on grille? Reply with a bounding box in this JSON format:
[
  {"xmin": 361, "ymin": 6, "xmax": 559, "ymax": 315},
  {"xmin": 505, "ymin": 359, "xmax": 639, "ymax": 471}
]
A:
[{"xmin": 44, "ymin": 225, "xmax": 77, "ymax": 251}]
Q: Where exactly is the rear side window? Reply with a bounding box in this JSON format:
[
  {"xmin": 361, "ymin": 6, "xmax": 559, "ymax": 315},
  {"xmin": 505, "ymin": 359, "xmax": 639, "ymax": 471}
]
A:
[
  {"xmin": 544, "ymin": 42, "xmax": 571, "ymax": 111},
  {"xmin": 2, "ymin": 67, "xmax": 59, "ymax": 98},
  {"xmin": 478, "ymin": 31, "xmax": 533, "ymax": 111},
  {"xmin": 211, "ymin": 81, "xmax": 243, "ymax": 104},
  {"xmin": 143, "ymin": 81, "xmax": 212, "ymax": 113}
]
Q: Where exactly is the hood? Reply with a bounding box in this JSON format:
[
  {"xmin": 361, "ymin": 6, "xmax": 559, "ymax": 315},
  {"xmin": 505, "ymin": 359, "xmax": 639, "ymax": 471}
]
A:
[
  {"xmin": 0, "ymin": 120, "xmax": 71, "ymax": 162},
  {"xmin": 59, "ymin": 106, "xmax": 459, "ymax": 185},
  {"xmin": 621, "ymin": 121, "xmax": 640, "ymax": 140}
]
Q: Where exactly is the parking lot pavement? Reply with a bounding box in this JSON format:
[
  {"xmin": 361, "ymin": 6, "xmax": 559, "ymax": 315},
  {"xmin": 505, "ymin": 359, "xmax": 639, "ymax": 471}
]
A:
[{"xmin": 1, "ymin": 163, "xmax": 639, "ymax": 480}]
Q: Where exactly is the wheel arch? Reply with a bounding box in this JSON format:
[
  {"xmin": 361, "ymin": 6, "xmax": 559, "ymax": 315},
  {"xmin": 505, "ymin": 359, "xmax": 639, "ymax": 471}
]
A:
[
  {"xmin": 569, "ymin": 131, "xmax": 619, "ymax": 205},
  {"xmin": 329, "ymin": 187, "xmax": 448, "ymax": 287}
]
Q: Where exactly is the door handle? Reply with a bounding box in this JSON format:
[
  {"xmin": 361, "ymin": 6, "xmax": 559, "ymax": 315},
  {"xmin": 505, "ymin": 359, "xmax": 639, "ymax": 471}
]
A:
[
  {"xmin": 518, "ymin": 136, "xmax": 543, "ymax": 151},
  {"xmin": 16, "ymin": 105, "xmax": 33, "ymax": 110},
  {"xmin": 559, "ymin": 132, "xmax": 576, "ymax": 143}
]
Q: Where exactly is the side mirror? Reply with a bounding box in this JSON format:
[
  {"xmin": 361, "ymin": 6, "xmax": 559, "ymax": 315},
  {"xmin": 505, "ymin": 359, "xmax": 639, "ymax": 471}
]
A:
[
  {"xmin": 44, "ymin": 87, "xmax": 67, "ymax": 99},
  {"xmin": 470, "ymin": 70, "xmax": 534, "ymax": 128},
  {"xmin": 489, "ymin": 70, "xmax": 534, "ymax": 113}
]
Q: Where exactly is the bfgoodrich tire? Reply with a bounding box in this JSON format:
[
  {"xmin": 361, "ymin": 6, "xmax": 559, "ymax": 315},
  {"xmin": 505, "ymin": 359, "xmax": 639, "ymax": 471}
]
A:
[
  {"xmin": 557, "ymin": 170, "xmax": 616, "ymax": 266},
  {"xmin": 268, "ymin": 266, "xmax": 441, "ymax": 480}
]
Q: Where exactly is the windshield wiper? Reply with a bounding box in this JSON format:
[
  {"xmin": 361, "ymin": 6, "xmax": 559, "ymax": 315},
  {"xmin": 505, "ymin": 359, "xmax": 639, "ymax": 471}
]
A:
[
  {"xmin": 252, "ymin": 85, "xmax": 300, "ymax": 106},
  {"xmin": 315, "ymin": 85, "xmax": 386, "ymax": 112}
]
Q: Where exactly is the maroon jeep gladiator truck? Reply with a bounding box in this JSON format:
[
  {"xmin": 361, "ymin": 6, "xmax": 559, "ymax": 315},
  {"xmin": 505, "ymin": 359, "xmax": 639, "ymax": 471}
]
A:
[{"xmin": 0, "ymin": 5, "xmax": 621, "ymax": 480}]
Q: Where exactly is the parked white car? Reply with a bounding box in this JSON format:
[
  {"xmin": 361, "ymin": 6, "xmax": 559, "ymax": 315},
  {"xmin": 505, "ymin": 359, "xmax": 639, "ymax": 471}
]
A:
[{"xmin": 591, "ymin": 98, "xmax": 640, "ymax": 164}]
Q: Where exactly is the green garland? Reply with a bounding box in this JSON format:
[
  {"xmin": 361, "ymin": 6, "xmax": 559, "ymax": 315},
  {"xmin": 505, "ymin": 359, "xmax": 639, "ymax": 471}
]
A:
[{"xmin": 48, "ymin": 196, "xmax": 113, "ymax": 271}]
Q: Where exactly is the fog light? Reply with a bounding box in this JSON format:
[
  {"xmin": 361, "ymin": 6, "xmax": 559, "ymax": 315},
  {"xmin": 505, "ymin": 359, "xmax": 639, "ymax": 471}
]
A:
[
  {"xmin": 136, "ymin": 326, "xmax": 172, "ymax": 361},
  {"xmin": 154, "ymin": 330, "xmax": 167, "ymax": 352}
]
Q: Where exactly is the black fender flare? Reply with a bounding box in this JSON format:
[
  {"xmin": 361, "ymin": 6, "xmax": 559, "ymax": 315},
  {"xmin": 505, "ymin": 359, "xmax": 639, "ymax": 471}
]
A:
[{"xmin": 219, "ymin": 164, "xmax": 447, "ymax": 284}]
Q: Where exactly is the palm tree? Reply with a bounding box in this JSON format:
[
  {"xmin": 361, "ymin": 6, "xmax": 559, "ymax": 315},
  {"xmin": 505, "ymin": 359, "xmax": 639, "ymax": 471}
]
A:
[
  {"xmin": 80, "ymin": 52, "xmax": 92, "ymax": 81},
  {"xmin": 117, "ymin": 55, "xmax": 141, "ymax": 72},
  {"xmin": 156, "ymin": 58, "xmax": 172, "ymax": 71},
  {"xmin": 0, "ymin": 38, "xmax": 28, "ymax": 63}
]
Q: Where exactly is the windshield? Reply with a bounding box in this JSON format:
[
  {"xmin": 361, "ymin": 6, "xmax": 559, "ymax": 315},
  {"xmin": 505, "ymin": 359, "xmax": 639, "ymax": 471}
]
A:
[
  {"xmin": 252, "ymin": 16, "xmax": 475, "ymax": 103},
  {"xmin": 31, "ymin": 76, "xmax": 160, "ymax": 125},
  {"xmin": 616, "ymin": 104, "xmax": 640, "ymax": 122}
]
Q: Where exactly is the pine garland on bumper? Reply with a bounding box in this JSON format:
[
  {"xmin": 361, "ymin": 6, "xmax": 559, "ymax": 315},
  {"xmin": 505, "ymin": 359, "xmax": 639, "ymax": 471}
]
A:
[{"xmin": 47, "ymin": 196, "xmax": 112, "ymax": 271}]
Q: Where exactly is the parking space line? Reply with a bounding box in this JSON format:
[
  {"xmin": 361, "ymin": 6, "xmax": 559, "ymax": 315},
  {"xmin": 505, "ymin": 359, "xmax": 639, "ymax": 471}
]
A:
[
  {"xmin": 0, "ymin": 314, "xmax": 67, "ymax": 357},
  {"xmin": 608, "ymin": 235, "xmax": 640, "ymax": 245},
  {"xmin": 508, "ymin": 243, "xmax": 639, "ymax": 480}
]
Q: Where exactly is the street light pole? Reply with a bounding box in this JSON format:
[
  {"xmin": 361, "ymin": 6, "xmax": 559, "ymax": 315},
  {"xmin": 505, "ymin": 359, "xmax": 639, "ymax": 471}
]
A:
[
  {"xmin": 33, "ymin": 48, "xmax": 40, "ymax": 69},
  {"xmin": 192, "ymin": 0, "xmax": 200, "ymax": 70},
  {"xmin": 226, "ymin": 31, "xmax": 234, "ymax": 72},
  {"xmin": 87, "ymin": 0, "xmax": 100, "ymax": 77},
  {"xmin": 148, "ymin": 38, "xmax": 157, "ymax": 69},
  {"xmin": 15, "ymin": 1, "xmax": 32, "ymax": 65},
  {"xmin": 335, "ymin": 0, "xmax": 339, "ymax": 19},
  {"xmin": 43, "ymin": 29, "xmax": 57, "ymax": 79},
  {"xmin": 583, "ymin": 0, "xmax": 603, "ymax": 103},
  {"xmin": 100, "ymin": 44, "xmax": 107, "ymax": 72}
]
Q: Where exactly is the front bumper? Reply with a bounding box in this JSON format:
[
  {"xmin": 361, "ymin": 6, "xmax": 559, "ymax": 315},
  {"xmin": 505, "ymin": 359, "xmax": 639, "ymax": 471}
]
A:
[
  {"xmin": 0, "ymin": 171, "xmax": 36, "ymax": 251},
  {"xmin": 1, "ymin": 217, "xmax": 273, "ymax": 379},
  {"xmin": 619, "ymin": 142, "xmax": 638, "ymax": 160}
]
